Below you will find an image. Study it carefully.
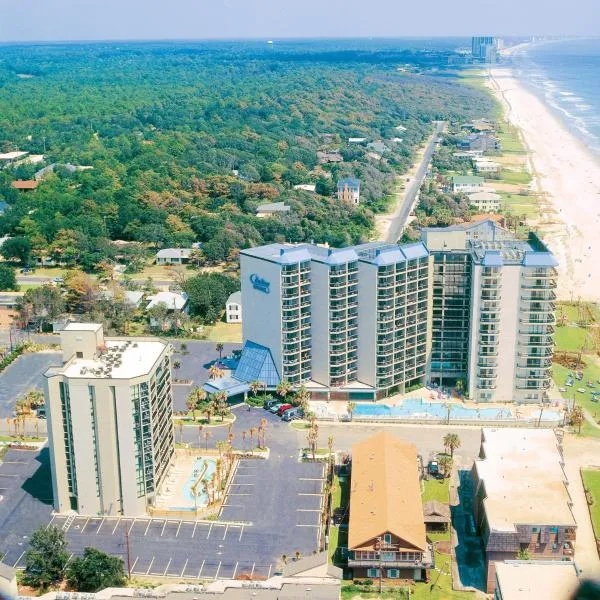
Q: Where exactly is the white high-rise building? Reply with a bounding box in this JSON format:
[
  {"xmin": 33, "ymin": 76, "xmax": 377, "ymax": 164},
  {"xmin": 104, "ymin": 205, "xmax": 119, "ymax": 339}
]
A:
[{"xmin": 44, "ymin": 323, "xmax": 174, "ymax": 516}]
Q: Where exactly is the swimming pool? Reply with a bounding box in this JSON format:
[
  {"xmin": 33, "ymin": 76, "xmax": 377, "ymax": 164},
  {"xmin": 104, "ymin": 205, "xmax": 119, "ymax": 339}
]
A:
[
  {"xmin": 352, "ymin": 398, "xmax": 561, "ymax": 422},
  {"xmin": 181, "ymin": 457, "xmax": 216, "ymax": 507}
]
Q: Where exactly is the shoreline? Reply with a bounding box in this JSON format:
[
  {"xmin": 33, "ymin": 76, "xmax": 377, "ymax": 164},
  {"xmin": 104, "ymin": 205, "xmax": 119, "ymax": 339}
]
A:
[{"xmin": 487, "ymin": 66, "xmax": 600, "ymax": 301}]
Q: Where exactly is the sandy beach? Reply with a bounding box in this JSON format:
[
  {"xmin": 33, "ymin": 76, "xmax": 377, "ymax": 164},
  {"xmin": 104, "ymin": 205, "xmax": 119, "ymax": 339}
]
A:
[{"xmin": 488, "ymin": 67, "xmax": 600, "ymax": 301}]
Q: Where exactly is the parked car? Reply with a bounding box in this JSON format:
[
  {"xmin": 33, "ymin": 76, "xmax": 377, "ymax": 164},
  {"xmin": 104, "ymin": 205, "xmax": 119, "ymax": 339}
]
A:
[
  {"xmin": 565, "ymin": 376, "xmax": 574, "ymax": 387},
  {"xmin": 276, "ymin": 403, "xmax": 293, "ymax": 417},
  {"xmin": 282, "ymin": 407, "xmax": 303, "ymax": 421},
  {"xmin": 268, "ymin": 403, "xmax": 285, "ymax": 414},
  {"xmin": 428, "ymin": 460, "xmax": 440, "ymax": 477},
  {"xmin": 52, "ymin": 276, "xmax": 64, "ymax": 284},
  {"xmin": 264, "ymin": 399, "xmax": 279, "ymax": 410},
  {"xmin": 20, "ymin": 266, "xmax": 34, "ymax": 273}
]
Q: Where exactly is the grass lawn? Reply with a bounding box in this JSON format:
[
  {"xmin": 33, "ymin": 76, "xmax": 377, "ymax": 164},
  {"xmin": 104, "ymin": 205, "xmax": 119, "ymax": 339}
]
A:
[
  {"xmin": 554, "ymin": 325, "xmax": 593, "ymax": 353},
  {"xmin": 496, "ymin": 129, "xmax": 527, "ymax": 154},
  {"xmin": 422, "ymin": 477, "xmax": 450, "ymax": 503},
  {"xmin": 201, "ymin": 321, "xmax": 242, "ymax": 343},
  {"xmin": 17, "ymin": 283, "xmax": 42, "ymax": 291},
  {"xmin": 492, "ymin": 170, "xmax": 532, "ymax": 186},
  {"xmin": 329, "ymin": 474, "xmax": 349, "ymax": 565},
  {"xmin": 498, "ymin": 191, "xmax": 540, "ymax": 219},
  {"xmin": 582, "ymin": 469, "xmax": 600, "ymax": 541},
  {"xmin": 557, "ymin": 301, "xmax": 600, "ymax": 325}
]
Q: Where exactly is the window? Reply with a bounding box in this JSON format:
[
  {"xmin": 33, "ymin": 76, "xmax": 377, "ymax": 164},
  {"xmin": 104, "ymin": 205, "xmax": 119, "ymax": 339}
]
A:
[
  {"xmin": 367, "ymin": 568, "xmax": 379, "ymax": 578},
  {"xmin": 387, "ymin": 569, "xmax": 399, "ymax": 579},
  {"xmin": 76, "ymin": 352, "xmax": 83, "ymax": 358},
  {"xmin": 531, "ymin": 527, "xmax": 540, "ymax": 533},
  {"xmin": 383, "ymin": 533, "xmax": 392, "ymax": 544}
]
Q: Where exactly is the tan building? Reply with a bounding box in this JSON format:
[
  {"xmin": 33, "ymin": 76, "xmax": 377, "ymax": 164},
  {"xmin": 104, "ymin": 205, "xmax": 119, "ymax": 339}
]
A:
[
  {"xmin": 347, "ymin": 432, "xmax": 433, "ymax": 581},
  {"xmin": 44, "ymin": 323, "xmax": 174, "ymax": 516},
  {"xmin": 337, "ymin": 178, "xmax": 360, "ymax": 205},
  {"xmin": 468, "ymin": 190, "xmax": 501, "ymax": 212},
  {"xmin": 472, "ymin": 429, "xmax": 577, "ymax": 593}
]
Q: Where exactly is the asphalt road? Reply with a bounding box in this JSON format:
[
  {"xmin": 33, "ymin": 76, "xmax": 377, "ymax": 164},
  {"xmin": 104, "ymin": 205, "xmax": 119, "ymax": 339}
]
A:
[{"xmin": 385, "ymin": 120, "xmax": 446, "ymax": 243}]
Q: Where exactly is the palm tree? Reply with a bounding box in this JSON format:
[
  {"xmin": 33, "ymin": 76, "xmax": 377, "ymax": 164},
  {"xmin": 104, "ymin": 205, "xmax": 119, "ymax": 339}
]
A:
[
  {"xmin": 443, "ymin": 433, "xmax": 461, "ymax": 459},
  {"xmin": 307, "ymin": 421, "xmax": 319, "ymax": 460},
  {"xmin": 216, "ymin": 343, "xmax": 224, "ymax": 362},
  {"xmin": 294, "ymin": 384, "xmax": 310, "ymax": 408},
  {"xmin": 203, "ymin": 430, "xmax": 212, "ymax": 451},
  {"xmin": 438, "ymin": 454, "xmax": 453, "ymax": 479},
  {"xmin": 241, "ymin": 430, "xmax": 247, "ymax": 452},
  {"xmin": 249, "ymin": 427, "xmax": 257, "ymax": 454},
  {"xmin": 208, "ymin": 364, "xmax": 225, "ymax": 380},
  {"xmin": 211, "ymin": 391, "xmax": 229, "ymax": 422},
  {"xmin": 249, "ymin": 380, "xmax": 265, "ymax": 397},
  {"xmin": 259, "ymin": 418, "xmax": 268, "ymax": 448},
  {"xmin": 295, "ymin": 551, "xmax": 301, "ymax": 561},
  {"xmin": 173, "ymin": 359, "xmax": 181, "ymax": 370},
  {"xmin": 276, "ymin": 380, "xmax": 292, "ymax": 399},
  {"xmin": 347, "ymin": 401, "xmax": 357, "ymax": 421},
  {"xmin": 186, "ymin": 397, "xmax": 197, "ymax": 421},
  {"xmin": 180, "ymin": 342, "xmax": 188, "ymax": 354}
]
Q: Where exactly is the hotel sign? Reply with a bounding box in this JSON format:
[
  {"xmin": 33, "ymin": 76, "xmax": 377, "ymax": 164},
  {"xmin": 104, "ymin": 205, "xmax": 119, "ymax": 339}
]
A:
[{"xmin": 250, "ymin": 274, "xmax": 270, "ymax": 294}]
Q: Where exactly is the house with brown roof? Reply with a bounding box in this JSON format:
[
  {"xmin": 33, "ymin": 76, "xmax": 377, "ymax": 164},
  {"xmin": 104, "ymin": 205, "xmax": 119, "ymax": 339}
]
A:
[
  {"xmin": 11, "ymin": 179, "xmax": 38, "ymax": 191},
  {"xmin": 347, "ymin": 432, "xmax": 433, "ymax": 582}
]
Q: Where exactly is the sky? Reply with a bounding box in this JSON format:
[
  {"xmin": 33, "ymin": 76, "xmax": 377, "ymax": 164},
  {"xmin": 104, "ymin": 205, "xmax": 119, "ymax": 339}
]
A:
[{"xmin": 0, "ymin": 0, "xmax": 598, "ymax": 42}]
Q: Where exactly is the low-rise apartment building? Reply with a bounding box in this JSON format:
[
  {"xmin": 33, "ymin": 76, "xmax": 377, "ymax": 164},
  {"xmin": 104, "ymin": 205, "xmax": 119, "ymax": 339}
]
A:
[
  {"xmin": 472, "ymin": 429, "xmax": 577, "ymax": 593},
  {"xmin": 452, "ymin": 175, "xmax": 484, "ymax": 193},
  {"xmin": 347, "ymin": 432, "xmax": 432, "ymax": 581},
  {"xmin": 44, "ymin": 323, "xmax": 175, "ymax": 516}
]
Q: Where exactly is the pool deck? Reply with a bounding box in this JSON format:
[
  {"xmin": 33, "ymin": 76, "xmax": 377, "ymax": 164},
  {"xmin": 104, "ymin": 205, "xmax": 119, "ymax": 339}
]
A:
[{"xmin": 309, "ymin": 388, "xmax": 566, "ymax": 425}]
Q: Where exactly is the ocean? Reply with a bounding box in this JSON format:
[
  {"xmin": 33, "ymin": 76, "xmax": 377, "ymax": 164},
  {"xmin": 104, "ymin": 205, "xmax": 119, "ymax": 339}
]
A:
[{"xmin": 511, "ymin": 38, "xmax": 600, "ymax": 157}]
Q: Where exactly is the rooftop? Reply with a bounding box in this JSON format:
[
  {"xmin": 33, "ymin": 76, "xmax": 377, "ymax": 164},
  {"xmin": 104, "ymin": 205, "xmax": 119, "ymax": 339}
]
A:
[
  {"xmin": 0, "ymin": 151, "xmax": 28, "ymax": 160},
  {"xmin": 475, "ymin": 429, "xmax": 575, "ymax": 531},
  {"xmin": 337, "ymin": 177, "xmax": 360, "ymax": 189},
  {"xmin": 452, "ymin": 175, "xmax": 484, "ymax": 185},
  {"xmin": 494, "ymin": 561, "xmax": 580, "ymax": 600},
  {"xmin": 226, "ymin": 291, "xmax": 242, "ymax": 305},
  {"xmin": 59, "ymin": 337, "xmax": 168, "ymax": 380},
  {"xmin": 256, "ymin": 201, "xmax": 290, "ymax": 213},
  {"xmin": 146, "ymin": 291, "xmax": 188, "ymax": 311},
  {"xmin": 348, "ymin": 432, "xmax": 426, "ymax": 552},
  {"xmin": 469, "ymin": 236, "xmax": 557, "ymax": 267},
  {"xmin": 11, "ymin": 179, "xmax": 38, "ymax": 190},
  {"xmin": 156, "ymin": 247, "xmax": 192, "ymax": 259}
]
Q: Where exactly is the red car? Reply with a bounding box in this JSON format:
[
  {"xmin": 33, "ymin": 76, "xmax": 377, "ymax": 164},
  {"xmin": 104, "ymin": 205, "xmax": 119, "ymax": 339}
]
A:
[{"xmin": 277, "ymin": 403, "xmax": 293, "ymax": 417}]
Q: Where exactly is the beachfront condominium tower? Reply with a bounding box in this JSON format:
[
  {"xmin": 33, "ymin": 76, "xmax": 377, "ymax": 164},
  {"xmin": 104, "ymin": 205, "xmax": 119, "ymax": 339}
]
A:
[
  {"xmin": 471, "ymin": 36, "xmax": 499, "ymax": 63},
  {"xmin": 44, "ymin": 323, "xmax": 174, "ymax": 516},
  {"xmin": 422, "ymin": 220, "xmax": 557, "ymax": 403},
  {"xmin": 239, "ymin": 241, "xmax": 431, "ymax": 400}
]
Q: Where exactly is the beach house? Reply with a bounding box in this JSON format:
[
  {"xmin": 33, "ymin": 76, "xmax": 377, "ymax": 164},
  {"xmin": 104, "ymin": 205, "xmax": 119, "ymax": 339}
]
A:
[
  {"xmin": 337, "ymin": 177, "xmax": 360, "ymax": 205},
  {"xmin": 225, "ymin": 291, "xmax": 242, "ymax": 323},
  {"xmin": 468, "ymin": 191, "xmax": 502, "ymax": 212},
  {"xmin": 452, "ymin": 175, "xmax": 484, "ymax": 193},
  {"xmin": 155, "ymin": 248, "xmax": 192, "ymax": 265},
  {"xmin": 347, "ymin": 432, "xmax": 433, "ymax": 582}
]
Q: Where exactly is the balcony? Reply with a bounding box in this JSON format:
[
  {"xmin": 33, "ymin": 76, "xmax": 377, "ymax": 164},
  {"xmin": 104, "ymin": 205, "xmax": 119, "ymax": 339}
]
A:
[{"xmin": 522, "ymin": 268, "xmax": 558, "ymax": 279}]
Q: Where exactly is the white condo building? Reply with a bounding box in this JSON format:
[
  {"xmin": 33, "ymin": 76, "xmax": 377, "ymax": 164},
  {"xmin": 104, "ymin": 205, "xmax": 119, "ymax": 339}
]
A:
[
  {"xmin": 229, "ymin": 220, "xmax": 557, "ymax": 404},
  {"xmin": 44, "ymin": 323, "xmax": 174, "ymax": 516}
]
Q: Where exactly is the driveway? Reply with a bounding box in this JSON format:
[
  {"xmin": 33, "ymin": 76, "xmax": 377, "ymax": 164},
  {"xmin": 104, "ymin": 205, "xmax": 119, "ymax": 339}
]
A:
[{"xmin": 0, "ymin": 352, "xmax": 61, "ymax": 418}]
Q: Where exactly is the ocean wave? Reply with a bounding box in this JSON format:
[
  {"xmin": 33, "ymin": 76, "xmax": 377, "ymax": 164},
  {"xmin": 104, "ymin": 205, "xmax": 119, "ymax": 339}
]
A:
[
  {"xmin": 561, "ymin": 96, "xmax": 584, "ymax": 103},
  {"xmin": 575, "ymin": 103, "xmax": 593, "ymax": 111},
  {"xmin": 559, "ymin": 91, "xmax": 576, "ymax": 96}
]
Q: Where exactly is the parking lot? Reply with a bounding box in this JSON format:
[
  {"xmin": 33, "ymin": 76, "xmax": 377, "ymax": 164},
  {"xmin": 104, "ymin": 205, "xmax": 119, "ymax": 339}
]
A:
[{"xmin": 0, "ymin": 408, "xmax": 325, "ymax": 579}]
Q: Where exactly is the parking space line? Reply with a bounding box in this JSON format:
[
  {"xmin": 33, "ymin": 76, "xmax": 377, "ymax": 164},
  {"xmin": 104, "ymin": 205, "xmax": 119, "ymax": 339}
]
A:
[
  {"xmin": 198, "ymin": 560, "xmax": 205, "ymax": 578},
  {"xmin": 12, "ymin": 551, "xmax": 25, "ymax": 568},
  {"xmin": 111, "ymin": 518, "xmax": 121, "ymax": 535},
  {"xmin": 206, "ymin": 523, "xmax": 213, "ymax": 539},
  {"xmin": 214, "ymin": 561, "xmax": 221, "ymax": 579},
  {"xmin": 220, "ymin": 504, "xmax": 243, "ymax": 508},
  {"xmin": 298, "ymin": 477, "xmax": 325, "ymax": 481},
  {"xmin": 131, "ymin": 556, "xmax": 139, "ymax": 572},
  {"xmin": 239, "ymin": 525, "xmax": 244, "ymax": 541},
  {"xmin": 296, "ymin": 524, "xmax": 320, "ymax": 527},
  {"xmin": 96, "ymin": 517, "xmax": 105, "ymax": 534},
  {"xmin": 232, "ymin": 562, "xmax": 238, "ymax": 579},
  {"xmin": 176, "ymin": 520, "xmax": 182, "ymax": 536},
  {"xmin": 192, "ymin": 522, "xmax": 198, "ymax": 538},
  {"xmin": 251, "ymin": 563, "xmax": 255, "ymax": 578},
  {"xmin": 231, "ymin": 483, "xmax": 254, "ymax": 486},
  {"xmin": 163, "ymin": 558, "xmax": 172, "ymax": 576},
  {"xmin": 222, "ymin": 524, "xmax": 229, "ymax": 540},
  {"xmin": 267, "ymin": 564, "xmax": 272, "ymax": 578},
  {"xmin": 180, "ymin": 558, "xmax": 188, "ymax": 577},
  {"xmin": 46, "ymin": 514, "xmax": 57, "ymax": 529},
  {"xmin": 80, "ymin": 517, "xmax": 90, "ymax": 532},
  {"xmin": 144, "ymin": 520, "xmax": 151, "ymax": 536},
  {"xmin": 298, "ymin": 493, "xmax": 321, "ymax": 496},
  {"xmin": 227, "ymin": 493, "xmax": 251, "ymax": 496},
  {"xmin": 297, "ymin": 508, "xmax": 321, "ymax": 512},
  {"xmin": 160, "ymin": 521, "xmax": 167, "ymax": 537},
  {"xmin": 128, "ymin": 518, "xmax": 136, "ymax": 535},
  {"xmin": 146, "ymin": 557, "xmax": 154, "ymax": 575}
]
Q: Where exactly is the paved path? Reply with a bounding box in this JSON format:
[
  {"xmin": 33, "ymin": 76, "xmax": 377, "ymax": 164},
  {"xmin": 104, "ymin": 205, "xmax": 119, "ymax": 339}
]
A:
[{"xmin": 384, "ymin": 120, "xmax": 445, "ymax": 243}]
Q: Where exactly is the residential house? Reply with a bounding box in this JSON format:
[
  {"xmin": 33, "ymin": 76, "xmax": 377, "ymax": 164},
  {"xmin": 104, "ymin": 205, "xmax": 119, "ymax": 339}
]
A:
[
  {"xmin": 472, "ymin": 429, "xmax": 577, "ymax": 593},
  {"xmin": 146, "ymin": 291, "xmax": 188, "ymax": 313},
  {"xmin": 11, "ymin": 180, "xmax": 38, "ymax": 191},
  {"xmin": 493, "ymin": 561, "xmax": 580, "ymax": 600},
  {"xmin": 452, "ymin": 175, "xmax": 484, "ymax": 193},
  {"xmin": 255, "ymin": 202, "xmax": 291, "ymax": 218},
  {"xmin": 469, "ymin": 213, "xmax": 507, "ymax": 229},
  {"xmin": 468, "ymin": 191, "xmax": 501, "ymax": 212},
  {"xmin": 0, "ymin": 151, "xmax": 29, "ymax": 166},
  {"xmin": 348, "ymin": 137, "xmax": 367, "ymax": 144},
  {"xmin": 337, "ymin": 177, "xmax": 360, "ymax": 205},
  {"xmin": 225, "ymin": 291, "xmax": 242, "ymax": 323},
  {"xmin": 317, "ymin": 151, "xmax": 343, "ymax": 164},
  {"xmin": 459, "ymin": 133, "xmax": 501, "ymax": 153},
  {"xmin": 462, "ymin": 117, "xmax": 496, "ymax": 132},
  {"xmin": 100, "ymin": 289, "xmax": 145, "ymax": 308},
  {"xmin": 35, "ymin": 163, "xmax": 93, "ymax": 180},
  {"xmin": 155, "ymin": 248, "xmax": 192, "ymax": 265},
  {"xmin": 367, "ymin": 140, "xmax": 389, "ymax": 155},
  {"xmin": 474, "ymin": 158, "xmax": 501, "ymax": 174},
  {"xmin": 423, "ymin": 501, "xmax": 450, "ymax": 532},
  {"xmin": 293, "ymin": 184, "xmax": 317, "ymax": 193},
  {"xmin": 348, "ymin": 432, "xmax": 433, "ymax": 581}
]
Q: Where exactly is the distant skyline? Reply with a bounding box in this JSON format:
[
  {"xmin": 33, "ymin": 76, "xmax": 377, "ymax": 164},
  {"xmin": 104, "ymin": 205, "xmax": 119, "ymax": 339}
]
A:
[{"xmin": 0, "ymin": 0, "xmax": 598, "ymax": 43}]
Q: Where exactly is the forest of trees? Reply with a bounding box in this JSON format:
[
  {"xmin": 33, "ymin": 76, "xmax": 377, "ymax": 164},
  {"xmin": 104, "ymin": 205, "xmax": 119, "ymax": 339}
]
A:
[{"xmin": 0, "ymin": 41, "xmax": 494, "ymax": 271}]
